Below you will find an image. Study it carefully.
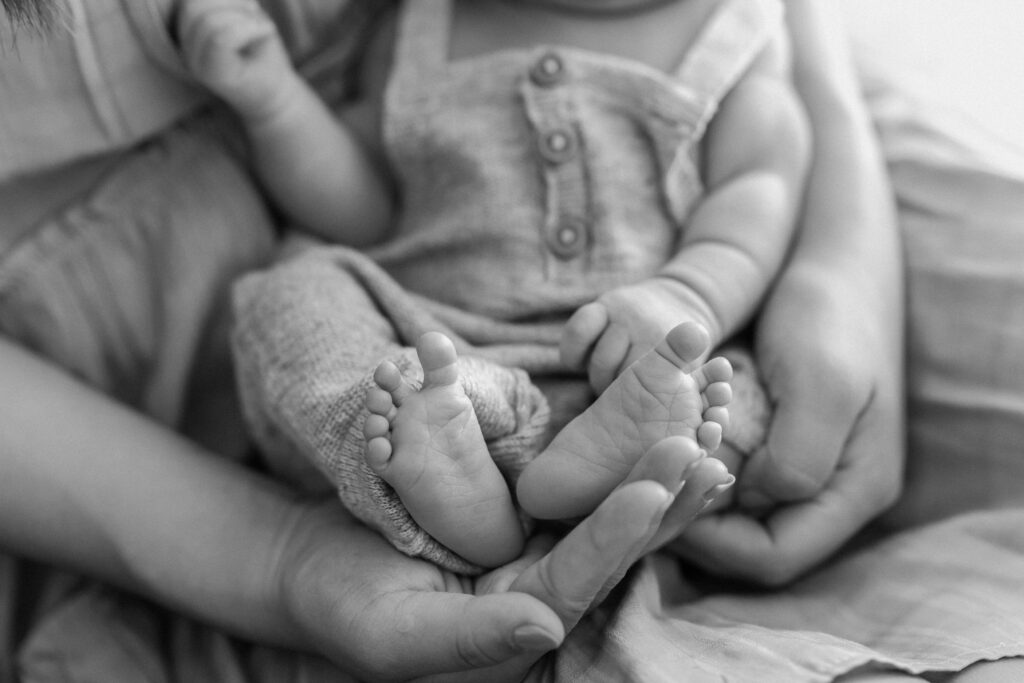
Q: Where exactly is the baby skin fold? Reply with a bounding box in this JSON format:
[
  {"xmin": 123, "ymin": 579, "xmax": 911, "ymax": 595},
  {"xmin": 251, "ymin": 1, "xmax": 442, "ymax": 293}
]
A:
[{"xmin": 363, "ymin": 321, "xmax": 734, "ymax": 567}]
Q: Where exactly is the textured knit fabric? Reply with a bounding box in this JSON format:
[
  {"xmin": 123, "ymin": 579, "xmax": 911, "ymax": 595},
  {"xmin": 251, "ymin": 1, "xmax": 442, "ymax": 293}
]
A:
[
  {"xmin": 234, "ymin": 244, "xmax": 553, "ymax": 574},
  {"xmin": 234, "ymin": 0, "xmax": 779, "ymax": 572}
]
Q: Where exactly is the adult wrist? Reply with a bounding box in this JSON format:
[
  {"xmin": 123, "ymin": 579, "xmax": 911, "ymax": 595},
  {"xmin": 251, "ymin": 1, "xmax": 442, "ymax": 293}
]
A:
[
  {"xmin": 116, "ymin": 461, "xmax": 315, "ymax": 651},
  {"xmin": 270, "ymin": 498, "xmax": 355, "ymax": 654}
]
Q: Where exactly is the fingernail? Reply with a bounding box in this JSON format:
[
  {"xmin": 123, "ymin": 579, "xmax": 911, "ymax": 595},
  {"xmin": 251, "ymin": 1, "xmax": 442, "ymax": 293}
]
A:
[
  {"xmin": 658, "ymin": 488, "xmax": 675, "ymax": 514},
  {"xmin": 702, "ymin": 475, "xmax": 735, "ymax": 503},
  {"xmin": 512, "ymin": 625, "xmax": 560, "ymax": 653}
]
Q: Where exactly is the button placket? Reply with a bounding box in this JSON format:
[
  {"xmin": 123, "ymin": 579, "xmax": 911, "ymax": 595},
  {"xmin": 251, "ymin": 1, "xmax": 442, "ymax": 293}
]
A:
[
  {"xmin": 520, "ymin": 52, "xmax": 590, "ymax": 262},
  {"xmin": 540, "ymin": 123, "xmax": 587, "ymax": 259},
  {"xmin": 552, "ymin": 217, "xmax": 585, "ymax": 254},
  {"xmin": 538, "ymin": 127, "xmax": 578, "ymax": 165}
]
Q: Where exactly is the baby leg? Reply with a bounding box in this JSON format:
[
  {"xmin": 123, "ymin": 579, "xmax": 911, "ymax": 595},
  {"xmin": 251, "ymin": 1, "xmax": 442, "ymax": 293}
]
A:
[
  {"xmin": 363, "ymin": 332, "xmax": 524, "ymax": 567},
  {"xmin": 517, "ymin": 321, "xmax": 731, "ymax": 519}
]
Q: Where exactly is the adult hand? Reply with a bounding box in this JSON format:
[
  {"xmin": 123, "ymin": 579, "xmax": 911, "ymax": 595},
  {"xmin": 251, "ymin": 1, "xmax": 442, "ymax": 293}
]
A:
[
  {"xmin": 276, "ymin": 466, "xmax": 679, "ymax": 681},
  {"xmin": 672, "ymin": 264, "xmax": 904, "ymax": 585},
  {"xmin": 0, "ymin": 335, "xmax": 699, "ymax": 683},
  {"xmin": 662, "ymin": 0, "xmax": 906, "ymax": 586}
]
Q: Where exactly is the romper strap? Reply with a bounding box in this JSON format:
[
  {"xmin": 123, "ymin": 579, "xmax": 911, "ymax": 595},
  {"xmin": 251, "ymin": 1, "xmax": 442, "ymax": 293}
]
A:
[
  {"xmin": 672, "ymin": 0, "xmax": 784, "ymax": 111},
  {"xmin": 388, "ymin": 0, "xmax": 453, "ymax": 89}
]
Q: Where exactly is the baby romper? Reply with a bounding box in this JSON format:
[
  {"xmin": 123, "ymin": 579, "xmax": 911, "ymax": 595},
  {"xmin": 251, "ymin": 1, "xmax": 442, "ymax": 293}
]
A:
[{"xmin": 233, "ymin": 0, "xmax": 777, "ymax": 573}]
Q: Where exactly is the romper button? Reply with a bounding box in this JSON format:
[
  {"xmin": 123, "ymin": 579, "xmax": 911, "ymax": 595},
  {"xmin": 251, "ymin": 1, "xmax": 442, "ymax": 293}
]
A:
[
  {"xmin": 557, "ymin": 226, "xmax": 579, "ymax": 246},
  {"xmin": 549, "ymin": 219, "xmax": 586, "ymax": 258},
  {"xmin": 539, "ymin": 128, "xmax": 576, "ymax": 164},
  {"xmin": 530, "ymin": 52, "xmax": 565, "ymax": 87}
]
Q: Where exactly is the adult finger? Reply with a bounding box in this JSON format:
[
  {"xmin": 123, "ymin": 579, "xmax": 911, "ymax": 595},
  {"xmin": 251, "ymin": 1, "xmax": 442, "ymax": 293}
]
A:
[
  {"xmin": 372, "ymin": 590, "xmax": 565, "ymax": 681},
  {"xmin": 612, "ymin": 436, "xmax": 735, "ymax": 553},
  {"xmin": 476, "ymin": 533, "xmax": 559, "ymax": 597},
  {"xmin": 671, "ymin": 415, "xmax": 900, "ymax": 585},
  {"xmin": 737, "ymin": 347, "xmax": 865, "ymax": 508},
  {"xmin": 675, "ymin": 496, "xmax": 846, "ymax": 586},
  {"xmin": 645, "ymin": 457, "xmax": 733, "ymax": 554},
  {"xmin": 701, "ymin": 439, "xmax": 744, "ymax": 511},
  {"xmin": 511, "ymin": 481, "xmax": 673, "ymax": 630},
  {"xmin": 618, "ymin": 435, "xmax": 704, "ymax": 493}
]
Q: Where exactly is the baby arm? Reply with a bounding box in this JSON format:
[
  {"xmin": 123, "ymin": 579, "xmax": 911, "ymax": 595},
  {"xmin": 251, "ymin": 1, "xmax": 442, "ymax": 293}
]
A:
[
  {"xmin": 561, "ymin": 32, "xmax": 811, "ymax": 393},
  {"xmin": 177, "ymin": 0, "xmax": 391, "ymax": 246}
]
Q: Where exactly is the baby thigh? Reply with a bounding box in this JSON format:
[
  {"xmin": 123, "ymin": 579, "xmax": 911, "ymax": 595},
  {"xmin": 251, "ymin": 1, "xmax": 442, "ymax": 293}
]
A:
[{"xmin": 231, "ymin": 246, "xmax": 415, "ymax": 489}]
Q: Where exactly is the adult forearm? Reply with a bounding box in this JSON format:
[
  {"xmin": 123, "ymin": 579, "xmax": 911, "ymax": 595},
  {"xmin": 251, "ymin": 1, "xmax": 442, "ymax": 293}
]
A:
[
  {"xmin": 784, "ymin": 0, "xmax": 899, "ymax": 285},
  {"xmin": 0, "ymin": 339, "xmax": 304, "ymax": 649}
]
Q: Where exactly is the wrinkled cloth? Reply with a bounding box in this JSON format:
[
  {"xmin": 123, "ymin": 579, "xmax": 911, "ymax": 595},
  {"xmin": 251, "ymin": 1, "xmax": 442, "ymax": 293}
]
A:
[
  {"xmin": 13, "ymin": 576, "xmax": 353, "ymax": 683},
  {"xmin": 0, "ymin": 1, "xmax": 378, "ymax": 680},
  {"xmin": 0, "ymin": 0, "xmax": 377, "ymax": 183},
  {"xmin": 0, "ymin": 114, "xmax": 284, "ymax": 681},
  {"xmin": 234, "ymin": 0, "xmax": 777, "ymax": 572},
  {"xmin": 0, "ymin": 116, "xmax": 273, "ymax": 439},
  {"xmin": 544, "ymin": 509, "xmax": 1024, "ymax": 683},
  {"xmin": 0, "ymin": 0, "xmax": 206, "ymax": 183}
]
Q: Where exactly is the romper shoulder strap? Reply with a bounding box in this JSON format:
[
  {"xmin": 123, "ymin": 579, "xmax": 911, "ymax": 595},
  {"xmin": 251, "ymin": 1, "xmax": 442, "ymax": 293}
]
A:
[
  {"xmin": 388, "ymin": 0, "xmax": 453, "ymax": 90},
  {"xmin": 672, "ymin": 0, "xmax": 784, "ymax": 110},
  {"xmin": 655, "ymin": 0, "xmax": 783, "ymax": 222}
]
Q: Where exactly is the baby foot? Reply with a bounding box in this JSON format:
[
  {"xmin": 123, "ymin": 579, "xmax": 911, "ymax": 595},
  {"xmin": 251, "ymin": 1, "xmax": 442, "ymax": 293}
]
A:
[
  {"xmin": 363, "ymin": 332, "xmax": 524, "ymax": 567},
  {"xmin": 516, "ymin": 321, "xmax": 732, "ymax": 519}
]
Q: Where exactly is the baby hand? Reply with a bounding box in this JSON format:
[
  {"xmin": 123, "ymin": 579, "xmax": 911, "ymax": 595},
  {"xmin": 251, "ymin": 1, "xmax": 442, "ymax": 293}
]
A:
[
  {"xmin": 561, "ymin": 278, "xmax": 715, "ymax": 394},
  {"xmin": 177, "ymin": 0, "xmax": 296, "ymax": 121}
]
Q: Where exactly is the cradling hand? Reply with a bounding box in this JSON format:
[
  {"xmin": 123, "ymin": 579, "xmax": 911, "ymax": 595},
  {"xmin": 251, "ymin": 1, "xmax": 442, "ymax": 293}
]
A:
[
  {"xmin": 272, "ymin": 441, "xmax": 696, "ymax": 682},
  {"xmin": 670, "ymin": 265, "xmax": 904, "ymax": 585}
]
